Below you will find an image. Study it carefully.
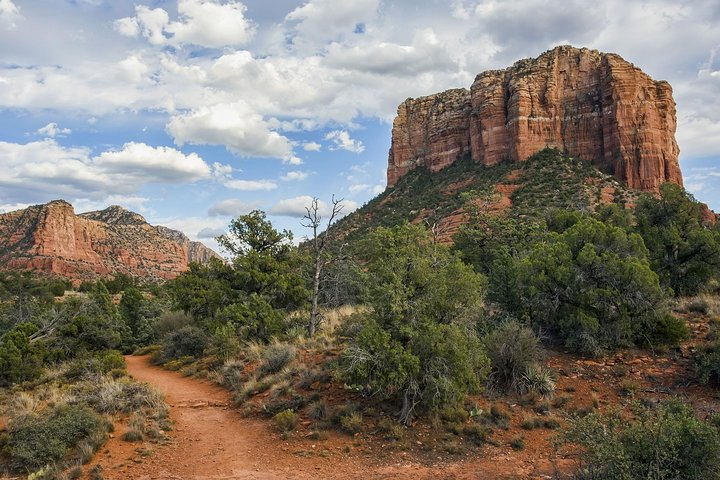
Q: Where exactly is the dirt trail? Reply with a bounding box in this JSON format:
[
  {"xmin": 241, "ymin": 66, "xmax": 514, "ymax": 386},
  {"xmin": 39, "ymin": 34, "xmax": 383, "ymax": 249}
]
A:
[{"xmin": 92, "ymin": 356, "xmax": 561, "ymax": 479}]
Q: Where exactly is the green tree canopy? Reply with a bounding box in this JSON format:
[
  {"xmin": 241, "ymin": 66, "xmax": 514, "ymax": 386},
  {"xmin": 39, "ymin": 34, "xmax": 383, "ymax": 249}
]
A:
[
  {"xmin": 517, "ymin": 217, "xmax": 676, "ymax": 355},
  {"xmin": 635, "ymin": 183, "xmax": 720, "ymax": 296},
  {"xmin": 342, "ymin": 224, "xmax": 490, "ymax": 424}
]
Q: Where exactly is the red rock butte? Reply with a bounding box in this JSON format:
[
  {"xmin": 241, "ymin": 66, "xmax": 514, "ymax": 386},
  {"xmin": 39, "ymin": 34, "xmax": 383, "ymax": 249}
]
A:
[
  {"xmin": 0, "ymin": 200, "xmax": 220, "ymax": 282},
  {"xmin": 387, "ymin": 45, "xmax": 683, "ymax": 192}
]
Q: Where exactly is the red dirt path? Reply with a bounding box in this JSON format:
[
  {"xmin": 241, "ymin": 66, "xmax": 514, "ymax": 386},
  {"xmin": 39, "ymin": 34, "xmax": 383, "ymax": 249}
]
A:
[{"xmin": 91, "ymin": 356, "xmax": 565, "ymax": 479}]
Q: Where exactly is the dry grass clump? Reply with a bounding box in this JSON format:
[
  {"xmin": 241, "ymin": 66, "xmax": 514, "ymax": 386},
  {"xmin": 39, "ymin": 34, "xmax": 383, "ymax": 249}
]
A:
[{"xmin": 675, "ymin": 294, "xmax": 720, "ymax": 316}]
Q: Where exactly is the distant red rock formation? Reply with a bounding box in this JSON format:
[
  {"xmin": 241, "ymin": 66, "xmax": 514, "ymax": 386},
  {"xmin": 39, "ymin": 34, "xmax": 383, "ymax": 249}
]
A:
[
  {"xmin": 387, "ymin": 45, "xmax": 683, "ymax": 192},
  {"xmin": 0, "ymin": 200, "xmax": 220, "ymax": 281}
]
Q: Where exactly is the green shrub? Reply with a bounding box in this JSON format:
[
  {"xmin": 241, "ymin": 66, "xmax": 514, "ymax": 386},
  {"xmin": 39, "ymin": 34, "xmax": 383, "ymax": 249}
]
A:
[
  {"xmin": 694, "ymin": 340, "xmax": 720, "ymax": 386},
  {"xmin": 64, "ymin": 350, "xmax": 126, "ymax": 380},
  {"xmin": 563, "ymin": 401, "xmax": 720, "ymax": 479},
  {"xmin": 153, "ymin": 311, "xmax": 193, "ymax": 338},
  {"xmin": 155, "ymin": 325, "xmax": 208, "ymax": 363},
  {"xmin": 510, "ymin": 435, "xmax": 525, "ymax": 450},
  {"xmin": 5, "ymin": 404, "xmax": 108, "ymax": 472},
  {"xmin": 0, "ymin": 322, "xmax": 45, "ymax": 386},
  {"xmin": 518, "ymin": 217, "xmax": 671, "ymax": 354},
  {"xmin": 520, "ymin": 364, "xmax": 556, "ymax": 397},
  {"xmin": 339, "ymin": 412, "xmax": 363, "ymax": 435},
  {"xmin": 272, "ymin": 409, "xmax": 297, "ymax": 433},
  {"xmin": 258, "ymin": 341, "xmax": 296, "ymax": 376},
  {"xmin": 483, "ymin": 320, "xmax": 542, "ymax": 393}
]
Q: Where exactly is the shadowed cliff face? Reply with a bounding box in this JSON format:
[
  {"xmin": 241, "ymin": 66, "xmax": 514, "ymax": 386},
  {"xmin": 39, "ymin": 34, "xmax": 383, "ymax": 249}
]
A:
[
  {"xmin": 387, "ymin": 45, "xmax": 682, "ymax": 192},
  {"xmin": 0, "ymin": 200, "xmax": 220, "ymax": 282}
]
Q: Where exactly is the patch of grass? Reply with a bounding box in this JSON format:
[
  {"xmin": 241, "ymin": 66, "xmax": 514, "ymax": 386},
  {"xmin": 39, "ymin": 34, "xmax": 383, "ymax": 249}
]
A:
[
  {"xmin": 339, "ymin": 412, "xmax": 363, "ymax": 435},
  {"xmin": 378, "ymin": 418, "xmax": 405, "ymax": 440},
  {"xmin": 121, "ymin": 413, "xmax": 145, "ymax": 442},
  {"xmin": 272, "ymin": 409, "xmax": 297, "ymax": 433},
  {"xmin": 619, "ymin": 380, "xmax": 641, "ymax": 397},
  {"xmin": 510, "ymin": 435, "xmax": 525, "ymax": 450},
  {"xmin": 521, "ymin": 415, "xmax": 561, "ymax": 430},
  {"xmin": 258, "ymin": 341, "xmax": 297, "ymax": 377}
]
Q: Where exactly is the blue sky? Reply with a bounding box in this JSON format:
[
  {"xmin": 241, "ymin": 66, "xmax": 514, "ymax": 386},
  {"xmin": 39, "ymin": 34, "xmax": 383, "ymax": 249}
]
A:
[{"xmin": 0, "ymin": 0, "xmax": 718, "ymax": 252}]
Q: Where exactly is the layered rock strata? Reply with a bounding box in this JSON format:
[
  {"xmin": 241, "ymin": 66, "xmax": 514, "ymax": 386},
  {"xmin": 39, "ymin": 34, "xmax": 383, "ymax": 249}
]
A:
[
  {"xmin": 0, "ymin": 200, "xmax": 220, "ymax": 281},
  {"xmin": 387, "ymin": 46, "xmax": 682, "ymax": 192}
]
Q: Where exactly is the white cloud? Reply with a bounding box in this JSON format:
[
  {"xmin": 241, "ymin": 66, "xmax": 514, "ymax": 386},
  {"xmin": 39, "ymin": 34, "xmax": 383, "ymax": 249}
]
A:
[
  {"xmin": 115, "ymin": 0, "xmax": 255, "ymax": 48},
  {"xmin": 36, "ymin": 122, "xmax": 71, "ymax": 138},
  {"xmin": 303, "ymin": 141, "xmax": 322, "ymax": 151},
  {"xmin": 0, "ymin": 202, "xmax": 29, "ymax": 213},
  {"xmin": 167, "ymin": 0, "xmax": 255, "ymax": 48},
  {"xmin": 270, "ymin": 195, "xmax": 358, "ymax": 217},
  {"xmin": 324, "ymin": 28, "xmax": 455, "ymax": 76},
  {"xmin": 208, "ymin": 198, "xmax": 258, "ymax": 216},
  {"xmin": 0, "ymin": 139, "xmax": 219, "ymax": 203},
  {"xmin": 223, "ymin": 179, "xmax": 277, "ymax": 191},
  {"xmin": 197, "ymin": 226, "xmax": 226, "ymax": 238},
  {"xmin": 285, "ymin": 0, "xmax": 380, "ymax": 51},
  {"xmin": 167, "ymin": 101, "xmax": 295, "ymax": 159},
  {"xmin": 94, "ymin": 142, "xmax": 212, "ymax": 183},
  {"xmin": 281, "ymin": 170, "xmax": 309, "ymax": 181},
  {"xmin": 0, "ymin": 0, "xmax": 20, "ymax": 29},
  {"xmin": 349, "ymin": 183, "xmax": 370, "ymax": 193},
  {"xmin": 325, "ymin": 130, "xmax": 365, "ymax": 153}
]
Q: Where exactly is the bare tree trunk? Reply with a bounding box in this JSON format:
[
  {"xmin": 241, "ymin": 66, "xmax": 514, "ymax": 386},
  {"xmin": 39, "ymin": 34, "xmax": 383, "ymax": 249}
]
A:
[{"xmin": 302, "ymin": 196, "xmax": 344, "ymax": 337}]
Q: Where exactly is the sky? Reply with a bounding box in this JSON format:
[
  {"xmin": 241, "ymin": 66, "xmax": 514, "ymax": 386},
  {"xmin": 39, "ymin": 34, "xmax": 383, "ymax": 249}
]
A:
[{"xmin": 0, "ymin": 0, "xmax": 719, "ymax": 252}]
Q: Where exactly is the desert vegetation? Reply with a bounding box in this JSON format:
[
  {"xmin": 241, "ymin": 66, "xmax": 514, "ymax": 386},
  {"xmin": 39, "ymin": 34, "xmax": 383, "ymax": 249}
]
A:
[{"xmin": 2, "ymin": 150, "xmax": 720, "ymax": 478}]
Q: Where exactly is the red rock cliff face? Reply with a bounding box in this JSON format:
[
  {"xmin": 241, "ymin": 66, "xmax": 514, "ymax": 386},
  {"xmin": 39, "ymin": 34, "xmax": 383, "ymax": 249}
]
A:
[
  {"xmin": 0, "ymin": 200, "xmax": 220, "ymax": 281},
  {"xmin": 387, "ymin": 46, "xmax": 682, "ymax": 192}
]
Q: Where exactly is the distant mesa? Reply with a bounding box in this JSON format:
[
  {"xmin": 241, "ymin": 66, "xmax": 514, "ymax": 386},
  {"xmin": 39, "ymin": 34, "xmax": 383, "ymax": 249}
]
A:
[
  {"xmin": 387, "ymin": 45, "xmax": 682, "ymax": 192},
  {"xmin": 0, "ymin": 200, "xmax": 220, "ymax": 282}
]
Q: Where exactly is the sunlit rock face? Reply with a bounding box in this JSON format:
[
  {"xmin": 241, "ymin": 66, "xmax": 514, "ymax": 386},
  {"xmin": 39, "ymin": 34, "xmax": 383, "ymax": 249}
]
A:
[{"xmin": 387, "ymin": 45, "xmax": 682, "ymax": 192}]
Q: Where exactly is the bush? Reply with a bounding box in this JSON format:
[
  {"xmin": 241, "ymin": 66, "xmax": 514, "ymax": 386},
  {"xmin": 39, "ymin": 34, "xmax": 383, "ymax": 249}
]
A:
[
  {"xmin": 258, "ymin": 341, "xmax": 296, "ymax": 376},
  {"xmin": 339, "ymin": 412, "xmax": 363, "ymax": 435},
  {"xmin": 5, "ymin": 404, "xmax": 108, "ymax": 472},
  {"xmin": 76, "ymin": 376, "xmax": 167, "ymax": 417},
  {"xmin": 155, "ymin": 325, "xmax": 208, "ymax": 363},
  {"xmin": 153, "ymin": 311, "xmax": 193, "ymax": 338},
  {"xmin": 519, "ymin": 364, "xmax": 556, "ymax": 397},
  {"xmin": 483, "ymin": 320, "xmax": 542, "ymax": 393},
  {"xmin": 694, "ymin": 340, "xmax": 720, "ymax": 386},
  {"xmin": 272, "ymin": 409, "xmax": 297, "ymax": 433},
  {"xmin": 64, "ymin": 350, "xmax": 126, "ymax": 380},
  {"xmin": 518, "ymin": 217, "xmax": 672, "ymax": 354},
  {"xmin": 0, "ymin": 322, "xmax": 45, "ymax": 386},
  {"xmin": 562, "ymin": 401, "xmax": 720, "ymax": 479}
]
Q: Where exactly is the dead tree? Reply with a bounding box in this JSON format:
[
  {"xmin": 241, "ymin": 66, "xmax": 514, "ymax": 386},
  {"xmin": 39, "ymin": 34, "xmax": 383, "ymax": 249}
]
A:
[{"xmin": 301, "ymin": 195, "xmax": 344, "ymax": 337}]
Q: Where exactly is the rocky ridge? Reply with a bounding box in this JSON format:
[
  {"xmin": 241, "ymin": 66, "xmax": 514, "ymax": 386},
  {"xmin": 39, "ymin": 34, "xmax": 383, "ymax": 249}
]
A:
[
  {"xmin": 0, "ymin": 200, "xmax": 220, "ymax": 282},
  {"xmin": 388, "ymin": 45, "xmax": 682, "ymax": 192}
]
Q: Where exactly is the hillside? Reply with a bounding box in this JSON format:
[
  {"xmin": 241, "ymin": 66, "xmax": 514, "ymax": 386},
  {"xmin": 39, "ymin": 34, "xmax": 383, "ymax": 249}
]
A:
[
  {"xmin": 336, "ymin": 148, "xmax": 637, "ymax": 244},
  {"xmin": 0, "ymin": 200, "xmax": 219, "ymax": 282}
]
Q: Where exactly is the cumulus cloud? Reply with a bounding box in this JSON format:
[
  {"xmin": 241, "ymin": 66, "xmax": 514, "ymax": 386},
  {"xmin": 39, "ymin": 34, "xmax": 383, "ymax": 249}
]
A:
[
  {"xmin": 0, "ymin": 0, "xmax": 20, "ymax": 29},
  {"xmin": 223, "ymin": 179, "xmax": 277, "ymax": 191},
  {"xmin": 303, "ymin": 141, "xmax": 321, "ymax": 151},
  {"xmin": 115, "ymin": 0, "xmax": 255, "ymax": 48},
  {"xmin": 0, "ymin": 139, "xmax": 221, "ymax": 203},
  {"xmin": 285, "ymin": 0, "xmax": 380, "ymax": 51},
  {"xmin": 325, "ymin": 130, "xmax": 365, "ymax": 153},
  {"xmin": 208, "ymin": 198, "xmax": 259, "ymax": 216},
  {"xmin": 167, "ymin": 101, "xmax": 295, "ymax": 160},
  {"xmin": 36, "ymin": 122, "xmax": 71, "ymax": 138},
  {"xmin": 270, "ymin": 195, "xmax": 358, "ymax": 217},
  {"xmin": 325, "ymin": 28, "xmax": 455, "ymax": 76},
  {"xmin": 281, "ymin": 170, "xmax": 309, "ymax": 181}
]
